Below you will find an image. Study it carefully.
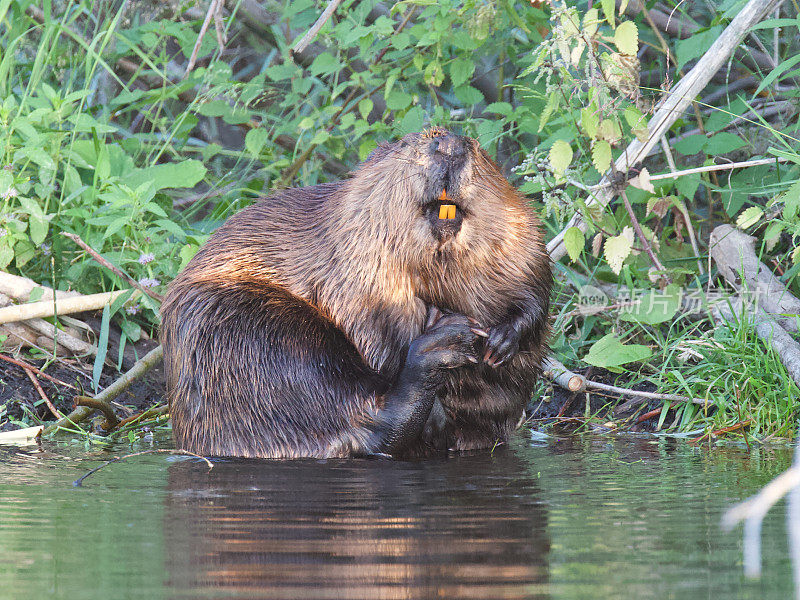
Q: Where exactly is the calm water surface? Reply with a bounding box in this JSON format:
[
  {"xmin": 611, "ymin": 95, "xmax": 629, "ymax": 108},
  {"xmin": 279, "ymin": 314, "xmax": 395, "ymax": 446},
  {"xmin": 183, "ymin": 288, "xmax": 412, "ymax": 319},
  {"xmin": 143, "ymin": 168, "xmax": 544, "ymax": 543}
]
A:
[{"xmin": 0, "ymin": 432, "xmax": 794, "ymax": 599}]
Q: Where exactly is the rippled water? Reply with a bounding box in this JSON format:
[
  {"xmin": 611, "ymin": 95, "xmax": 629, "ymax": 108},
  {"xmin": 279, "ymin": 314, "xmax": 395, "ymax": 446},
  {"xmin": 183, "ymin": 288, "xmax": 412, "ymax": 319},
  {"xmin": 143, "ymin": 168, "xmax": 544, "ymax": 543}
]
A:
[{"xmin": 0, "ymin": 432, "xmax": 794, "ymax": 599}]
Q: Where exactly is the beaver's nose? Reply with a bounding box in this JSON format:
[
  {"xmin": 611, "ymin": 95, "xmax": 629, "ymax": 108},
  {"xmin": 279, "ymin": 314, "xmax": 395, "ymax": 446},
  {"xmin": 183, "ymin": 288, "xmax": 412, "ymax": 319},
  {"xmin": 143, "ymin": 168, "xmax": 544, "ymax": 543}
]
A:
[{"xmin": 431, "ymin": 134, "xmax": 466, "ymax": 158}]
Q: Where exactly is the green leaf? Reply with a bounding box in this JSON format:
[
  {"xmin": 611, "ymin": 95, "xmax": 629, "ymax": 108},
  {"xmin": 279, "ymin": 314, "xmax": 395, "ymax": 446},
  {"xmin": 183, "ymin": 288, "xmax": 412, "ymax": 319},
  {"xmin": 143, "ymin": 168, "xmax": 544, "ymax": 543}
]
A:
[
  {"xmin": 583, "ymin": 7, "xmax": 600, "ymax": 36},
  {"xmin": 385, "ymin": 90, "xmax": 412, "ymax": 111},
  {"xmin": 18, "ymin": 197, "xmax": 48, "ymax": 245},
  {"xmin": 581, "ymin": 107, "xmax": 599, "ymax": 138},
  {"xmin": 564, "ymin": 227, "xmax": 585, "ymax": 262},
  {"xmin": 619, "ymin": 285, "xmax": 681, "ymax": 325},
  {"xmin": 124, "ymin": 159, "xmax": 206, "ymax": 191},
  {"xmin": 449, "ymin": 58, "xmax": 475, "ymax": 88},
  {"xmin": 549, "ymin": 139, "xmax": 573, "ymax": 177},
  {"xmin": 358, "ymin": 98, "xmax": 373, "ymax": 119},
  {"xmin": 704, "ymin": 132, "xmax": 746, "ymax": 155},
  {"xmin": 613, "ymin": 21, "xmax": 638, "ymax": 55},
  {"xmin": 675, "ymin": 26, "xmax": 723, "ymax": 71},
  {"xmin": 453, "ymin": 85, "xmax": 483, "ymax": 106},
  {"xmin": 14, "ymin": 239, "xmax": 34, "ymax": 268},
  {"xmin": 604, "ymin": 227, "xmax": 633, "ymax": 274},
  {"xmin": 92, "ymin": 304, "xmax": 111, "ymax": 394},
  {"xmin": 397, "ymin": 106, "xmax": 424, "ymax": 136},
  {"xmin": 601, "ymin": 0, "xmax": 615, "ymax": 27},
  {"xmin": 592, "ymin": 140, "xmax": 612, "ymax": 174},
  {"xmin": 676, "ymin": 176, "xmax": 701, "ymax": 202},
  {"xmin": 143, "ymin": 202, "xmax": 168, "ymax": 217},
  {"xmin": 736, "ymin": 206, "xmax": 763, "ymax": 229},
  {"xmin": 674, "ymin": 134, "xmax": 707, "ymax": 156},
  {"xmin": 584, "ymin": 333, "xmax": 652, "ymax": 369},
  {"xmin": 484, "ymin": 102, "xmax": 513, "ymax": 116},
  {"xmin": 781, "ymin": 180, "xmax": 800, "ymax": 220},
  {"xmin": 0, "ymin": 241, "xmax": 13, "ymax": 269},
  {"xmin": 391, "ymin": 32, "xmax": 411, "ymax": 50},
  {"xmin": 538, "ymin": 91, "xmax": 559, "ymax": 132},
  {"xmin": 308, "ymin": 52, "xmax": 341, "ymax": 76},
  {"xmin": 155, "ymin": 219, "xmax": 187, "ymax": 241},
  {"xmin": 179, "ymin": 243, "xmax": 199, "ymax": 270},
  {"xmin": 245, "ymin": 128, "xmax": 268, "ymax": 157},
  {"xmin": 755, "ymin": 53, "xmax": 800, "ymax": 95},
  {"xmin": 18, "ymin": 146, "xmax": 55, "ymax": 171}
]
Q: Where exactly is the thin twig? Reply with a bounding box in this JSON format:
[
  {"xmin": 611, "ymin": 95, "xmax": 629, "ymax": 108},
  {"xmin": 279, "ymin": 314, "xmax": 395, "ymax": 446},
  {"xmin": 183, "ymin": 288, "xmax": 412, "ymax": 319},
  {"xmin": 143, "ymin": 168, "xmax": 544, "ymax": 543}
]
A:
[
  {"xmin": 73, "ymin": 449, "xmax": 213, "ymax": 487},
  {"xmin": 0, "ymin": 353, "xmax": 76, "ymax": 390},
  {"xmin": 185, "ymin": 0, "xmax": 226, "ymax": 77},
  {"xmin": 24, "ymin": 368, "xmax": 63, "ymax": 420},
  {"xmin": 620, "ymin": 188, "xmax": 670, "ymax": 279},
  {"xmin": 637, "ymin": 404, "xmax": 672, "ymax": 424},
  {"xmin": 291, "ymin": 0, "xmax": 344, "ymax": 57},
  {"xmin": 648, "ymin": 157, "xmax": 787, "ymax": 182},
  {"xmin": 61, "ymin": 232, "xmax": 163, "ymax": 302}
]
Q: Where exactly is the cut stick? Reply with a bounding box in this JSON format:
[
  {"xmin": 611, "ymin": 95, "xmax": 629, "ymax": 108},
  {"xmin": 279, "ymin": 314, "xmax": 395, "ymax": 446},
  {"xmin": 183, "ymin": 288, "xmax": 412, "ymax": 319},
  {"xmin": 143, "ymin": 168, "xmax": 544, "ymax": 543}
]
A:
[
  {"xmin": 0, "ymin": 425, "xmax": 43, "ymax": 446},
  {"xmin": 0, "ymin": 289, "xmax": 139, "ymax": 325},
  {"xmin": 543, "ymin": 356, "xmax": 586, "ymax": 391},
  {"xmin": 542, "ymin": 355, "xmax": 707, "ymax": 405},
  {"xmin": 547, "ymin": 0, "xmax": 783, "ymax": 261}
]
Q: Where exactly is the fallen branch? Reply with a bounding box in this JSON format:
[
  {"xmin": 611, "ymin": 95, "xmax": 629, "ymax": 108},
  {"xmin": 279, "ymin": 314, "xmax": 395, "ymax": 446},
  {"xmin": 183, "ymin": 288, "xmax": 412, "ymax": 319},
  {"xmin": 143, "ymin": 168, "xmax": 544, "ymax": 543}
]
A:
[
  {"xmin": 42, "ymin": 345, "xmax": 164, "ymax": 436},
  {"xmin": 0, "ymin": 271, "xmax": 80, "ymax": 302},
  {"xmin": 74, "ymin": 396, "xmax": 120, "ymax": 429},
  {"xmin": 543, "ymin": 356, "xmax": 585, "ymax": 391},
  {"xmin": 61, "ymin": 232, "xmax": 164, "ymax": 302},
  {"xmin": 710, "ymin": 224, "xmax": 800, "ymax": 332},
  {"xmin": 547, "ymin": 0, "xmax": 783, "ymax": 262},
  {"xmin": 0, "ymin": 289, "xmax": 139, "ymax": 325}
]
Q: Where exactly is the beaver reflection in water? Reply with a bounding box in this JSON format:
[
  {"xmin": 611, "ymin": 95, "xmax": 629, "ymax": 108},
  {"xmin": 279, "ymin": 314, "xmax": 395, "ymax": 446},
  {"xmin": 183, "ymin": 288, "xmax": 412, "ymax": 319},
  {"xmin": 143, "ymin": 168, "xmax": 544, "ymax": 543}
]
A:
[{"xmin": 160, "ymin": 129, "xmax": 551, "ymax": 458}]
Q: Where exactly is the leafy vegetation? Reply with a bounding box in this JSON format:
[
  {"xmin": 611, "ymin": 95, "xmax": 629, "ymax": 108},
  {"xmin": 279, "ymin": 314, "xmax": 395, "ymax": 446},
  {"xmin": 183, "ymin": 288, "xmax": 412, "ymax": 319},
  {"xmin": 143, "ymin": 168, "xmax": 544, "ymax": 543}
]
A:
[{"xmin": 1, "ymin": 0, "xmax": 799, "ymax": 440}]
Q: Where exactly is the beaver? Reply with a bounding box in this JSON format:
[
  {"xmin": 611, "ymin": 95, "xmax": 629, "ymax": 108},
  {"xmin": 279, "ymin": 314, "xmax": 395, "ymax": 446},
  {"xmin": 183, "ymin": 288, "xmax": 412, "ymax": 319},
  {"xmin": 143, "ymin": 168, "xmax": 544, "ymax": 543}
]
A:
[{"xmin": 160, "ymin": 128, "xmax": 551, "ymax": 458}]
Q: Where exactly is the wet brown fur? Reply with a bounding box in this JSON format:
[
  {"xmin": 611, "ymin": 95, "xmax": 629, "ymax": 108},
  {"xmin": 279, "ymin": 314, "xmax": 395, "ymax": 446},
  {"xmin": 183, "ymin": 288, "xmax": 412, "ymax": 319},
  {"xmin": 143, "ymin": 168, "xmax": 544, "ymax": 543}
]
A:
[{"xmin": 161, "ymin": 130, "xmax": 551, "ymax": 458}]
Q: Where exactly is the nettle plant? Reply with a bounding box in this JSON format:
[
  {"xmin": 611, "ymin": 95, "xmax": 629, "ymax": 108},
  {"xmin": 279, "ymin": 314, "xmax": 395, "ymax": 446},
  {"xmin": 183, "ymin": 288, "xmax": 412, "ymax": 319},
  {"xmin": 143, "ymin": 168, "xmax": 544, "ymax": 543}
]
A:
[{"xmin": 515, "ymin": 3, "xmax": 693, "ymax": 282}]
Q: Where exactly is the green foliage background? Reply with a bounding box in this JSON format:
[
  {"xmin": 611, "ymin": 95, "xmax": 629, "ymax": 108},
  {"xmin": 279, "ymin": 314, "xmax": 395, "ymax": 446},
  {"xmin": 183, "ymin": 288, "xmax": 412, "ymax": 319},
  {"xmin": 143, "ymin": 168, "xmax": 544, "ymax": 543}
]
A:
[{"xmin": 1, "ymin": 0, "xmax": 799, "ymax": 437}]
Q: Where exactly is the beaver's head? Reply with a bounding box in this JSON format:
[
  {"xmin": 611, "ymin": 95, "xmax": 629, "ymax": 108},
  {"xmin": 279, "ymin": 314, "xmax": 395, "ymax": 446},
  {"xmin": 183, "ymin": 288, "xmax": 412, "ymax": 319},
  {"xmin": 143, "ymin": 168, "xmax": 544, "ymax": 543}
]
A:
[{"xmin": 350, "ymin": 128, "xmax": 523, "ymax": 257}]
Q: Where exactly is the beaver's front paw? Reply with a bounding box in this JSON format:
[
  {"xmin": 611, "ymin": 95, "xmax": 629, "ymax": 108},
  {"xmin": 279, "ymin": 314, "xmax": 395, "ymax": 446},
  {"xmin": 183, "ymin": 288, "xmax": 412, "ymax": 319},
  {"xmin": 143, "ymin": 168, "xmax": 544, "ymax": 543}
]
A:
[{"xmin": 483, "ymin": 321, "xmax": 522, "ymax": 367}]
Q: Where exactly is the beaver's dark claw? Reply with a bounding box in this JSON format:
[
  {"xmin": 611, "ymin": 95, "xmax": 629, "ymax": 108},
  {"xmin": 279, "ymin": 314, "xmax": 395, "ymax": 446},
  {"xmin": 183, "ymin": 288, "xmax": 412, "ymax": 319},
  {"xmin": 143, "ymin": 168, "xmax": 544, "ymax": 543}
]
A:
[{"xmin": 482, "ymin": 322, "xmax": 521, "ymax": 368}]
